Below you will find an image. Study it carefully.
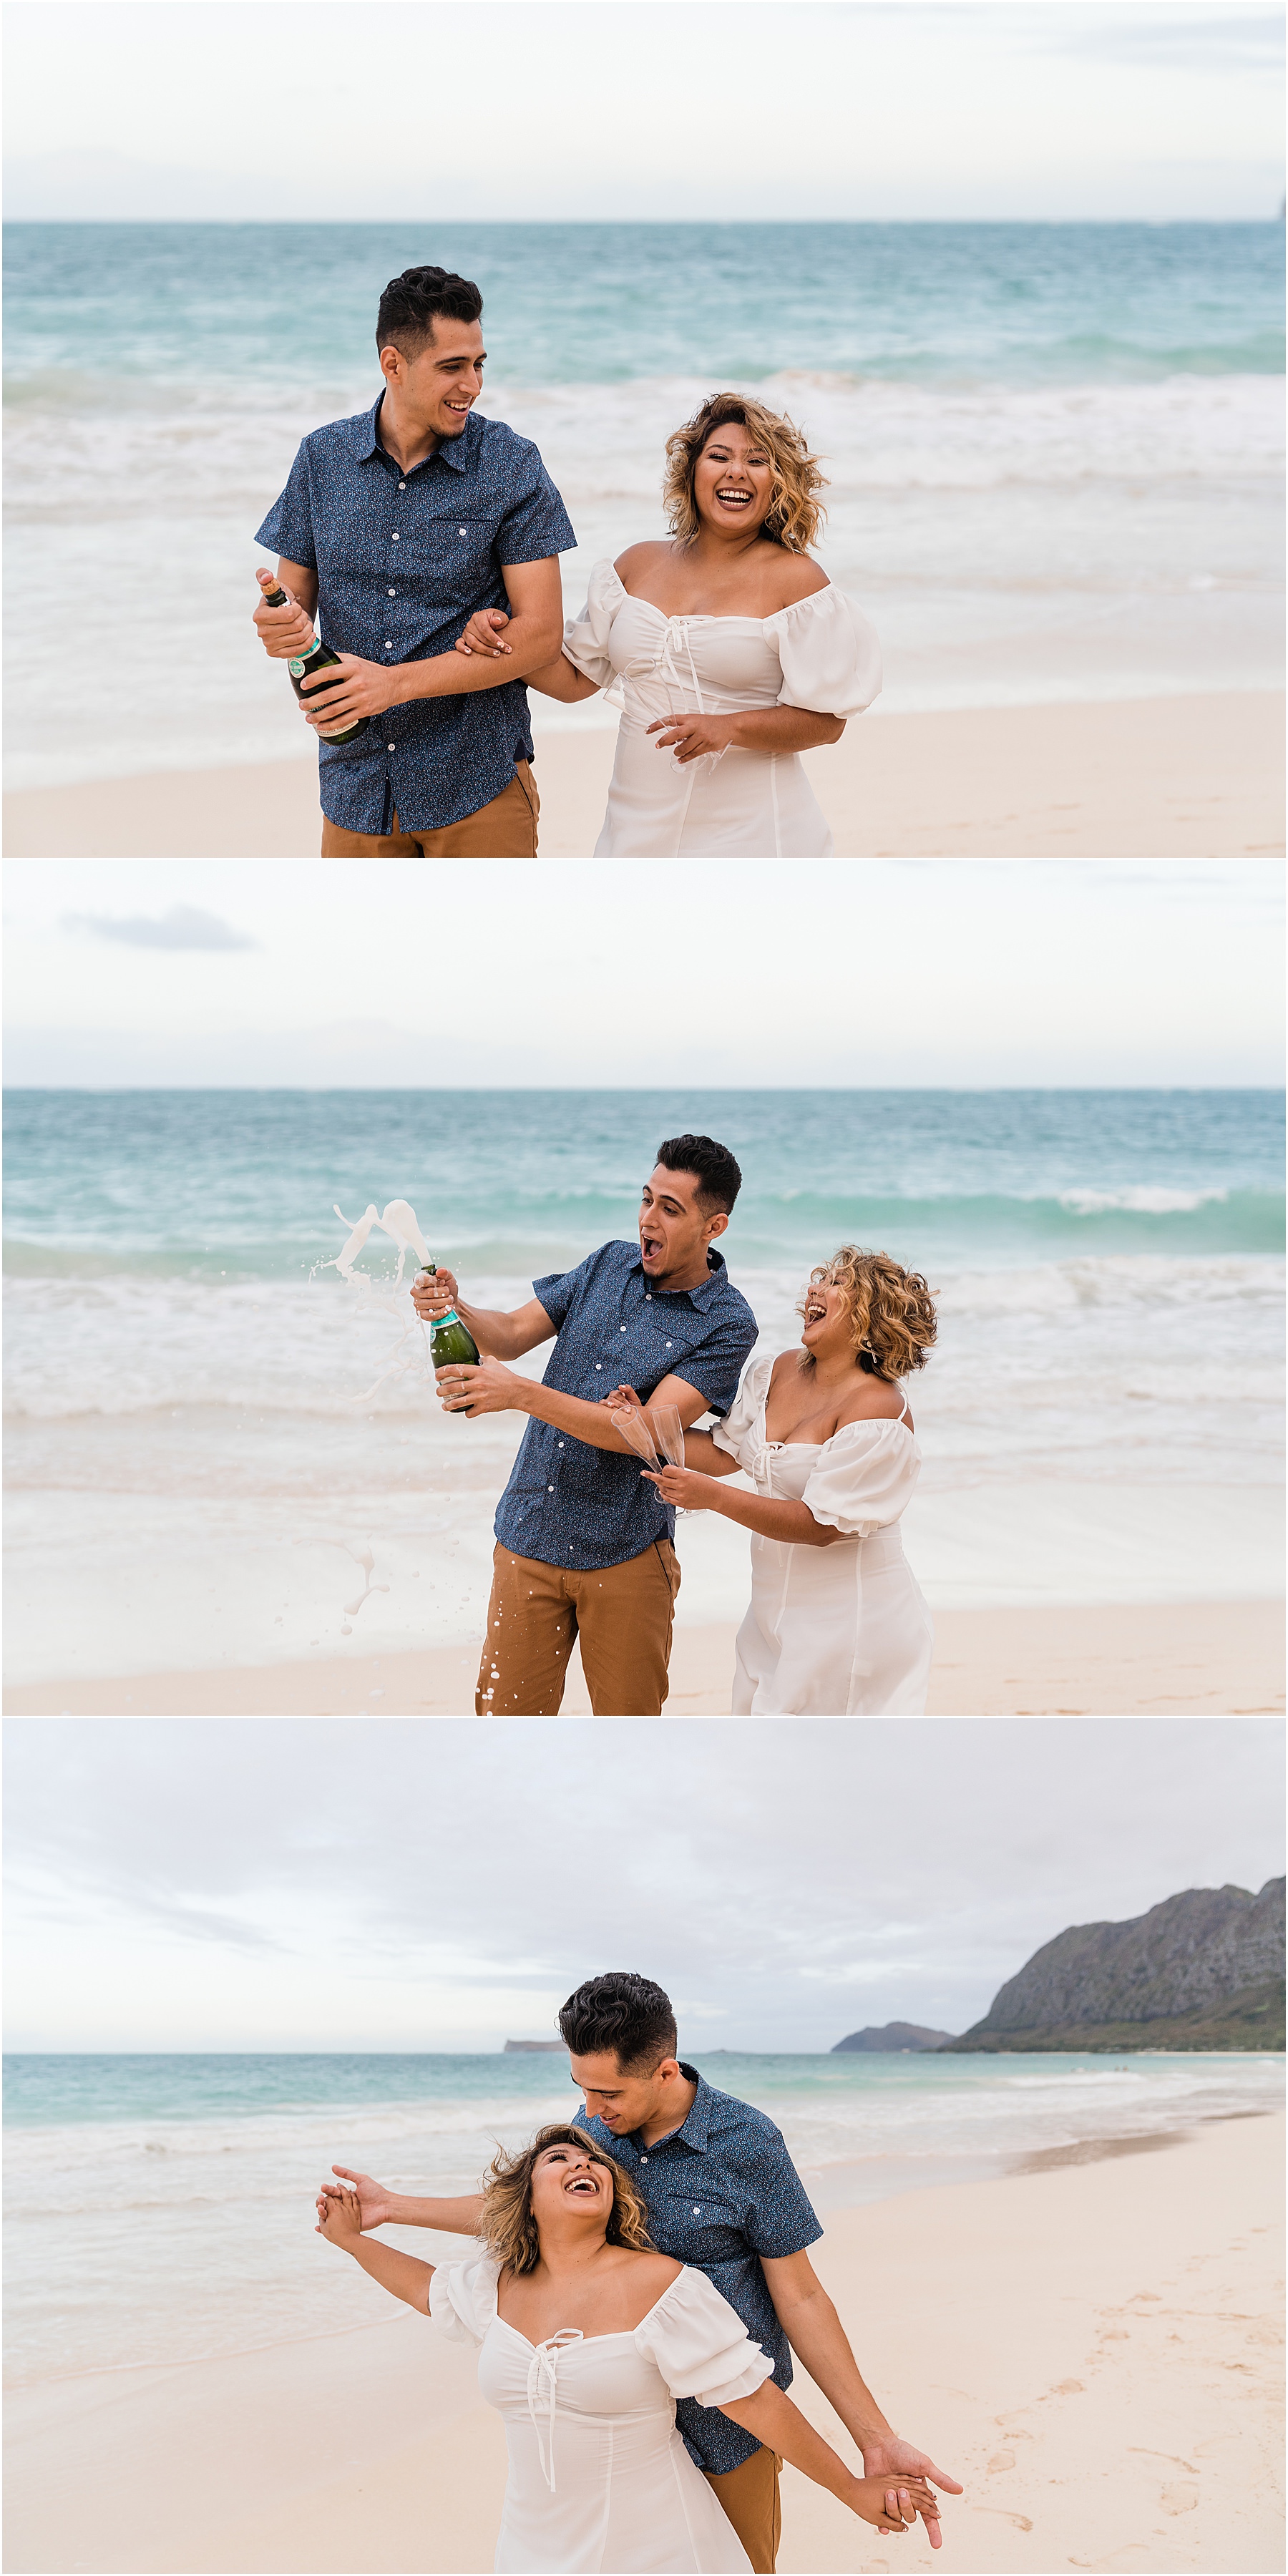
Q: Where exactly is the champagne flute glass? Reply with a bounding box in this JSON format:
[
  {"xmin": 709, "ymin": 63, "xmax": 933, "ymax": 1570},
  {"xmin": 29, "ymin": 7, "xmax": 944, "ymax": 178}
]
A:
[
  {"xmin": 610, "ymin": 1404, "xmax": 660, "ymax": 1470},
  {"xmin": 650, "ymin": 1400, "xmax": 691, "ymax": 1516}
]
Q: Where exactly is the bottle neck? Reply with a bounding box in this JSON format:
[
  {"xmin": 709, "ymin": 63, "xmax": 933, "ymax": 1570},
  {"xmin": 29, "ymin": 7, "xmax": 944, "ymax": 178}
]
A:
[{"xmin": 433, "ymin": 1307, "xmax": 461, "ymax": 1327}]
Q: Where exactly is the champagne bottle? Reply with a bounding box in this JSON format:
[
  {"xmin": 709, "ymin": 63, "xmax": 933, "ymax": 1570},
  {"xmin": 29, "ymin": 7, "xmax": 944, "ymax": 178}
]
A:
[
  {"xmin": 258, "ymin": 575, "xmax": 369, "ymax": 745},
  {"xmin": 418, "ymin": 1264, "xmax": 482, "ymax": 1372}
]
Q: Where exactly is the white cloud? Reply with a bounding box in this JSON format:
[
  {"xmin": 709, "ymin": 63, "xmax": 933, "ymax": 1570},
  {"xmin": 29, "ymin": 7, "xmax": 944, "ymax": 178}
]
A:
[{"xmin": 4, "ymin": 1717, "xmax": 1282, "ymax": 2051}]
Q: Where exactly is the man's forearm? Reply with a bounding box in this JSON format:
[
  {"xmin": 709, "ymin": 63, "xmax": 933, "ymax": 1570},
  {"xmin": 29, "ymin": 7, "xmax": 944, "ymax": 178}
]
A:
[
  {"xmin": 780, "ymin": 2287, "xmax": 893, "ymax": 2448},
  {"xmin": 391, "ymin": 618, "xmax": 563, "ymax": 702},
  {"xmin": 514, "ymin": 1380, "xmax": 645, "ymax": 1455},
  {"xmin": 454, "ymin": 1302, "xmax": 540, "ymax": 1362}
]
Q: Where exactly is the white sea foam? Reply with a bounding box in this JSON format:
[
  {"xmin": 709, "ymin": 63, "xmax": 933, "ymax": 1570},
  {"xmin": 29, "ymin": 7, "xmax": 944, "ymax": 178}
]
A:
[
  {"xmin": 5, "ymin": 369, "xmax": 1282, "ymax": 784},
  {"xmin": 5, "ymin": 2052, "xmax": 1280, "ymax": 2384}
]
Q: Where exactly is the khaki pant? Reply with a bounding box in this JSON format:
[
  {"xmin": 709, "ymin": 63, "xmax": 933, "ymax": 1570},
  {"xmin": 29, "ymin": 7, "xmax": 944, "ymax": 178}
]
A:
[
  {"xmin": 477, "ymin": 1537, "xmax": 680, "ymax": 1717},
  {"xmin": 705, "ymin": 2446, "xmax": 783, "ymax": 2575},
  {"xmin": 320, "ymin": 759, "xmax": 539, "ymax": 857}
]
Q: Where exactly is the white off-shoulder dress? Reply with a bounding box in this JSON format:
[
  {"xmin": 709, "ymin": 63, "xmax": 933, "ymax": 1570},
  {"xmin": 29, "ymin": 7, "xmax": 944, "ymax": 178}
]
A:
[
  {"xmin": 713, "ymin": 1352, "xmax": 935, "ymax": 1715},
  {"xmin": 562, "ymin": 559, "xmax": 882, "ymax": 856},
  {"xmin": 429, "ymin": 2255, "xmax": 774, "ymax": 2574}
]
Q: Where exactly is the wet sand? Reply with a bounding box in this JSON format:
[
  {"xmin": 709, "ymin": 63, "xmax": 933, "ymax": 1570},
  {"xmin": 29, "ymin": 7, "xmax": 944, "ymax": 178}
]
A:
[
  {"xmin": 4, "ymin": 692, "xmax": 1282, "ymax": 857},
  {"xmin": 5, "ymin": 1599, "xmax": 1281, "ymax": 1716}
]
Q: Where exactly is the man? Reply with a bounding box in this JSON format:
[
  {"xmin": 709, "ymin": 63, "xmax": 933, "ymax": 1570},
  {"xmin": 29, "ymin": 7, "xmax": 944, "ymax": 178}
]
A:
[
  {"xmin": 411, "ymin": 1134, "xmax": 756, "ymax": 1718},
  {"xmin": 253, "ymin": 263, "xmax": 576, "ymax": 857},
  {"xmin": 322, "ymin": 1971, "xmax": 962, "ymax": 2575}
]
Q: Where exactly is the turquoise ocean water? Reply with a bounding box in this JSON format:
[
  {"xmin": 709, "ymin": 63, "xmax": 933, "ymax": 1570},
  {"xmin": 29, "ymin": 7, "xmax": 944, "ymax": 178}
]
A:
[
  {"xmin": 4, "ymin": 221, "xmax": 1283, "ymax": 784},
  {"xmin": 5, "ymin": 2049, "xmax": 1283, "ymax": 2384},
  {"xmin": 4, "ymin": 1086, "xmax": 1283, "ymax": 1678}
]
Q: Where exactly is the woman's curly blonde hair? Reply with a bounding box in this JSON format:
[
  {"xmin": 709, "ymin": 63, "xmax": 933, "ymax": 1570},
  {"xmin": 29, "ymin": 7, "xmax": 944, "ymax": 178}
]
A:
[
  {"xmin": 798, "ymin": 1247, "xmax": 937, "ymax": 1383},
  {"xmin": 477, "ymin": 2124, "xmax": 654, "ymax": 2278},
  {"xmin": 663, "ymin": 393, "xmax": 828, "ymax": 553}
]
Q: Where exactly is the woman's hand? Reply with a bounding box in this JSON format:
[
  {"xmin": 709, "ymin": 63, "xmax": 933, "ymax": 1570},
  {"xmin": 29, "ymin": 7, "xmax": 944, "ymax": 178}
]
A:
[
  {"xmin": 316, "ymin": 2185, "xmax": 364, "ymax": 2250},
  {"xmin": 852, "ymin": 2473, "xmax": 940, "ymax": 2536},
  {"xmin": 643, "ymin": 1463, "xmax": 719, "ymax": 1511},
  {"xmin": 455, "ymin": 608, "xmax": 513, "ymax": 659},
  {"xmin": 298, "ymin": 654, "xmax": 401, "ymax": 731},
  {"xmin": 602, "ymin": 1383, "xmax": 644, "ymax": 1413},
  {"xmin": 317, "ymin": 2165, "xmax": 391, "ymax": 2230},
  {"xmin": 646, "ymin": 712, "xmax": 738, "ymax": 763}
]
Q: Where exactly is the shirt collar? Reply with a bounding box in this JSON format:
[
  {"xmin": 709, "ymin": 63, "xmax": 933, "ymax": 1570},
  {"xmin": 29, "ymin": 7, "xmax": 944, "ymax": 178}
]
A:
[
  {"xmin": 632, "ymin": 1246, "xmax": 730, "ymax": 1311},
  {"xmin": 635, "ymin": 2064, "xmax": 710, "ymax": 2156},
  {"xmin": 354, "ymin": 391, "xmax": 472, "ymax": 474}
]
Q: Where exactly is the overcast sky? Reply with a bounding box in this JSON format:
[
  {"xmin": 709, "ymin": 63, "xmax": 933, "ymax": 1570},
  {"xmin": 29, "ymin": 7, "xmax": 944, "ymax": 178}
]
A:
[
  {"xmin": 5, "ymin": 2, "xmax": 1282, "ymax": 223},
  {"xmin": 4, "ymin": 860, "xmax": 1282, "ymax": 1088},
  {"xmin": 4, "ymin": 1717, "xmax": 1283, "ymax": 2051}
]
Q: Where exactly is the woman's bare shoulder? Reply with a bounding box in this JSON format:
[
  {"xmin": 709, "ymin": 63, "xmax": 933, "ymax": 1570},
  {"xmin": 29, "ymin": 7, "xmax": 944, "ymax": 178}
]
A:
[
  {"xmin": 766, "ymin": 551, "xmax": 831, "ymax": 610},
  {"xmin": 769, "ymin": 1347, "xmax": 798, "ymax": 1382},
  {"xmin": 614, "ymin": 540, "xmax": 671, "ymax": 583},
  {"xmin": 835, "ymin": 1382, "xmax": 909, "ymax": 1429}
]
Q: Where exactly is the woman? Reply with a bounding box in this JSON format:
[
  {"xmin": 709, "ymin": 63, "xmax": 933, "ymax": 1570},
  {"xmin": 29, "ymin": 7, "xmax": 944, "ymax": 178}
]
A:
[
  {"xmin": 630, "ymin": 1249, "xmax": 937, "ymax": 1716},
  {"xmin": 316, "ymin": 2124, "xmax": 937, "ymax": 2574},
  {"xmin": 454, "ymin": 392, "xmax": 881, "ymax": 856}
]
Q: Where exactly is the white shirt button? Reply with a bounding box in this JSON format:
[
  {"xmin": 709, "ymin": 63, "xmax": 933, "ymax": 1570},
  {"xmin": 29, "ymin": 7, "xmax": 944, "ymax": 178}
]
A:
[
  {"xmin": 384, "ymin": 641, "xmax": 393, "ymax": 650},
  {"xmin": 594, "ymin": 1362, "xmax": 602, "ymax": 1370},
  {"xmin": 399, "ymin": 481, "xmax": 406, "ymax": 490},
  {"xmin": 547, "ymin": 1485, "xmax": 554, "ymax": 1492},
  {"xmin": 391, "ymin": 532, "xmax": 399, "ymax": 540},
  {"xmin": 459, "ymin": 527, "xmax": 467, "ymax": 536},
  {"xmin": 645, "ymin": 1294, "xmax": 653, "ymax": 1301},
  {"xmin": 387, "ymin": 742, "xmax": 396, "ymax": 751},
  {"xmin": 641, "ymin": 2155, "xmax": 648, "ymax": 2164},
  {"xmin": 665, "ymin": 1340, "xmax": 673, "ymax": 1347},
  {"xmin": 388, "ymin": 589, "xmax": 396, "ymax": 597}
]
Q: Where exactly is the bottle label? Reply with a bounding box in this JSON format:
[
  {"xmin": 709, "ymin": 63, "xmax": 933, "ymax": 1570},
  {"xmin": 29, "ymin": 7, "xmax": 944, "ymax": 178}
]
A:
[{"xmin": 434, "ymin": 1308, "xmax": 462, "ymax": 1327}]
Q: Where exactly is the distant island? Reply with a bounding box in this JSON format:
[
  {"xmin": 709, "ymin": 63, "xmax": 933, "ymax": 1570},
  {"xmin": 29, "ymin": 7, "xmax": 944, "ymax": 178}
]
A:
[
  {"xmin": 833, "ymin": 2021, "xmax": 957, "ymax": 2052},
  {"xmin": 503, "ymin": 2039, "xmax": 567, "ymax": 2053},
  {"xmin": 942, "ymin": 1876, "xmax": 1284, "ymax": 2054}
]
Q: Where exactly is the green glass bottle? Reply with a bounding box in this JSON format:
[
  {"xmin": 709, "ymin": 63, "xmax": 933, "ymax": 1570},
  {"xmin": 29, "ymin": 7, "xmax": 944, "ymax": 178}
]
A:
[
  {"xmin": 261, "ymin": 581, "xmax": 369, "ymax": 745},
  {"xmin": 419, "ymin": 1265, "xmax": 481, "ymax": 1373}
]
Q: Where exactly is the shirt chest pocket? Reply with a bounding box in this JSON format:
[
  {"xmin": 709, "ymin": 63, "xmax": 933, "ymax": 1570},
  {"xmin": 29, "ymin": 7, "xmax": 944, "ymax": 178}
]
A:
[
  {"xmin": 413, "ymin": 517, "xmax": 503, "ymax": 607},
  {"xmin": 645, "ymin": 2185, "xmax": 744, "ymax": 2260}
]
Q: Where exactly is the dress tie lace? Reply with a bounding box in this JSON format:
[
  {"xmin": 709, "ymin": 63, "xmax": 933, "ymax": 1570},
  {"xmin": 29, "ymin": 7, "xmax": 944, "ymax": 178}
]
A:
[{"xmin": 526, "ymin": 2329, "xmax": 584, "ymax": 2492}]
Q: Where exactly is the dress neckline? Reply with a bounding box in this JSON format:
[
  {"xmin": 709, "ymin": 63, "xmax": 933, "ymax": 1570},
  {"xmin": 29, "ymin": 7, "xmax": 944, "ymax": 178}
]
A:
[
  {"xmin": 759, "ymin": 1357, "xmax": 912, "ymax": 1450},
  {"xmin": 610, "ymin": 564, "xmax": 834, "ymax": 629},
  {"xmin": 494, "ymin": 2265, "xmax": 687, "ymax": 2350}
]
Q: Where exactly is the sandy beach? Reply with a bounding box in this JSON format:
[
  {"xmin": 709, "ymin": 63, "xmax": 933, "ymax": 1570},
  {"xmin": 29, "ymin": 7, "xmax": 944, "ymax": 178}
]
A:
[
  {"xmin": 4, "ymin": 1599, "xmax": 1282, "ymax": 1716},
  {"xmin": 5, "ymin": 2107, "xmax": 1281, "ymax": 2575},
  {"xmin": 4, "ymin": 691, "xmax": 1282, "ymax": 858}
]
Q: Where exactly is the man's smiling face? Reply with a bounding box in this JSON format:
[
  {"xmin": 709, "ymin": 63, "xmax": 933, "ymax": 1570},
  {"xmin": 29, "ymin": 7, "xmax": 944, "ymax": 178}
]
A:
[{"xmin": 381, "ymin": 316, "xmax": 487, "ymax": 441}]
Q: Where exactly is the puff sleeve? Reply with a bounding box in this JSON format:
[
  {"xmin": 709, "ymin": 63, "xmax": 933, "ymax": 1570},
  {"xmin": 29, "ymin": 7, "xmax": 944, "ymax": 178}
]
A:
[
  {"xmin": 771, "ymin": 585, "xmax": 882, "ymax": 718},
  {"xmin": 428, "ymin": 2256, "xmax": 499, "ymax": 2346},
  {"xmin": 710, "ymin": 1351, "xmax": 773, "ymax": 1470},
  {"xmin": 801, "ymin": 1420, "xmax": 919, "ymax": 1537},
  {"xmin": 561, "ymin": 558, "xmax": 626, "ymax": 706},
  {"xmin": 635, "ymin": 2268, "xmax": 776, "ymax": 2409}
]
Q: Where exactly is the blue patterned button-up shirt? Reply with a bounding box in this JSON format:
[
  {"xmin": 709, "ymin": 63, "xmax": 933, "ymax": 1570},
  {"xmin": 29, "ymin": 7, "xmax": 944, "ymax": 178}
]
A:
[
  {"xmin": 577, "ymin": 2068, "xmax": 824, "ymax": 2475},
  {"xmin": 254, "ymin": 397, "xmax": 577, "ymax": 834},
  {"xmin": 495, "ymin": 1240, "xmax": 757, "ymax": 1572}
]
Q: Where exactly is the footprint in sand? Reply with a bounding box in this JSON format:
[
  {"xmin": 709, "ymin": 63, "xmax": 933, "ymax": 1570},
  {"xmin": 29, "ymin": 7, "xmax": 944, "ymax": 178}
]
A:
[
  {"xmin": 1053, "ymin": 2379, "xmax": 1085, "ymax": 2394},
  {"xmin": 1161, "ymin": 2484, "xmax": 1199, "ymax": 2514},
  {"xmin": 987, "ymin": 2452, "xmax": 1015, "ymax": 2473}
]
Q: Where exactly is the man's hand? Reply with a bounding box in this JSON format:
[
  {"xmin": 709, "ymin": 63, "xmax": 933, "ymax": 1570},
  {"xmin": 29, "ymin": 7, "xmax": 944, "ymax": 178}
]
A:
[
  {"xmin": 317, "ymin": 2164, "xmax": 392, "ymax": 2229},
  {"xmin": 298, "ymin": 654, "xmax": 401, "ymax": 732},
  {"xmin": 411, "ymin": 1267, "xmax": 462, "ymax": 1322},
  {"xmin": 254, "ymin": 568, "xmax": 315, "ymax": 660},
  {"xmin": 436, "ymin": 1357, "xmax": 524, "ymax": 1417},
  {"xmin": 456, "ymin": 608, "xmax": 513, "ymax": 660},
  {"xmin": 646, "ymin": 712, "xmax": 738, "ymax": 764},
  {"xmin": 862, "ymin": 2437, "xmax": 963, "ymax": 2550}
]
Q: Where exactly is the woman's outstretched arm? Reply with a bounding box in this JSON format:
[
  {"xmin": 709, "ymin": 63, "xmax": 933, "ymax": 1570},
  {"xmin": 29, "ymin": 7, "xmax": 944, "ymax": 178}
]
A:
[
  {"xmin": 721, "ymin": 2381, "xmax": 940, "ymax": 2538},
  {"xmin": 316, "ymin": 2185, "xmax": 436, "ymax": 2311}
]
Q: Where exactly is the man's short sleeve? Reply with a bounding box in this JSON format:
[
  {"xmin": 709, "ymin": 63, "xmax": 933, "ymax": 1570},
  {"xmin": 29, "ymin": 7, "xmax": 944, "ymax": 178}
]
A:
[
  {"xmin": 254, "ymin": 440, "xmax": 318, "ymax": 570},
  {"xmin": 670, "ymin": 1304, "xmax": 758, "ymax": 1422},
  {"xmin": 742, "ymin": 2132, "xmax": 824, "ymax": 2262},
  {"xmin": 531, "ymin": 1250, "xmax": 594, "ymax": 1332},
  {"xmin": 497, "ymin": 454, "xmax": 577, "ymax": 566}
]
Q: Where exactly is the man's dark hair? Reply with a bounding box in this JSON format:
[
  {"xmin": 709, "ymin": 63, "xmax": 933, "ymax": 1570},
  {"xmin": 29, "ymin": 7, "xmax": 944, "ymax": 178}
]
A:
[
  {"xmin": 557, "ymin": 1972, "xmax": 678, "ymax": 2073},
  {"xmin": 376, "ymin": 265, "xmax": 483, "ymax": 358},
  {"xmin": 655, "ymin": 1133, "xmax": 743, "ymax": 1216}
]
